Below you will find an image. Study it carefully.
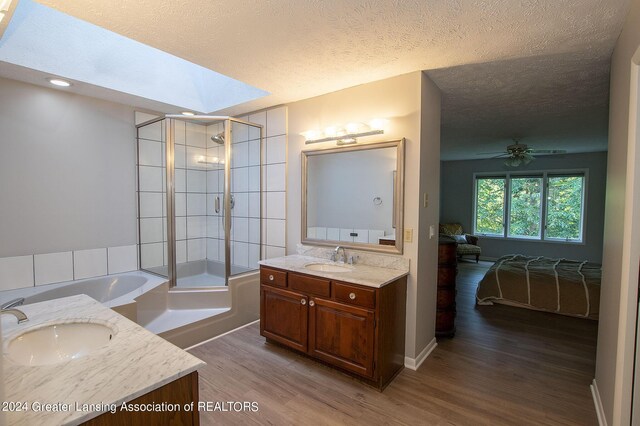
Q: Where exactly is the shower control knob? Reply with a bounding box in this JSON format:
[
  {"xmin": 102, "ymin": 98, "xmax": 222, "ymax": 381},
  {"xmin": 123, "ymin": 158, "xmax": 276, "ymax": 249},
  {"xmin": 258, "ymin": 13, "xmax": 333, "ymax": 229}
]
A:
[
  {"xmin": 269, "ymin": 275, "xmax": 274, "ymax": 281},
  {"xmin": 309, "ymin": 300, "xmax": 315, "ymax": 307},
  {"xmin": 300, "ymin": 299, "xmax": 306, "ymax": 305},
  {"xmin": 349, "ymin": 292, "xmax": 356, "ymax": 300}
]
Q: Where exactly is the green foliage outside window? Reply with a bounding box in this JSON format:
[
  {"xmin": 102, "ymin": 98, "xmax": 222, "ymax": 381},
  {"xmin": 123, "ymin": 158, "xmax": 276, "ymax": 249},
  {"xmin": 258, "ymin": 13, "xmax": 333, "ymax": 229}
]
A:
[
  {"xmin": 474, "ymin": 173, "xmax": 584, "ymax": 242},
  {"xmin": 509, "ymin": 177, "xmax": 542, "ymax": 238},
  {"xmin": 546, "ymin": 176, "xmax": 584, "ymax": 240},
  {"xmin": 475, "ymin": 178, "xmax": 505, "ymax": 235}
]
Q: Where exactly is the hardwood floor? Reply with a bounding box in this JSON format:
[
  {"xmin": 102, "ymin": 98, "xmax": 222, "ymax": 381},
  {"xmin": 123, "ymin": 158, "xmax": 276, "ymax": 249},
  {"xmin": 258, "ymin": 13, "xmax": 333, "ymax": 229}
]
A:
[{"xmin": 190, "ymin": 261, "xmax": 598, "ymax": 425}]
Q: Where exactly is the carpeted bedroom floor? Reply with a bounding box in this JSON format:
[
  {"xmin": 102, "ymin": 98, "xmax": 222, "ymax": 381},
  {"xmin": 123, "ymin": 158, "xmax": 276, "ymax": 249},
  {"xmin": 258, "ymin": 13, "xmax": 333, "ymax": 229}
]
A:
[{"xmin": 190, "ymin": 260, "xmax": 599, "ymax": 425}]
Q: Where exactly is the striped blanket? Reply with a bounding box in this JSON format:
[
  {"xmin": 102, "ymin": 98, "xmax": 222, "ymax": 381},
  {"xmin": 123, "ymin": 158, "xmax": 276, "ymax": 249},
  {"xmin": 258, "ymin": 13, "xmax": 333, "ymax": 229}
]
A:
[{"xmin": 476, "ymin": 255, "xmax": 601, "ymax": 320}]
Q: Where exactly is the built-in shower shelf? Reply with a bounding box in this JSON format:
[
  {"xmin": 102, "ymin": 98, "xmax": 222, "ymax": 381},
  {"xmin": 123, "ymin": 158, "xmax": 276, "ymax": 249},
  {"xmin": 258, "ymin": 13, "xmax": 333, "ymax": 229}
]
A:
[{"xmin": 144, "ymin": 307, "xmax": 230, "ymax": 335}]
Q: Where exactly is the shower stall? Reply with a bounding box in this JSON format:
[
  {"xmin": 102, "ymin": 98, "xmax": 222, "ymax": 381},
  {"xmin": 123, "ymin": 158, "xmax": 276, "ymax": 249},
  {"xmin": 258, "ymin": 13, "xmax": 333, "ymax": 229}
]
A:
[{"xmin": 136, "ymin": 115, "xmax": 263, "ymax": 288}]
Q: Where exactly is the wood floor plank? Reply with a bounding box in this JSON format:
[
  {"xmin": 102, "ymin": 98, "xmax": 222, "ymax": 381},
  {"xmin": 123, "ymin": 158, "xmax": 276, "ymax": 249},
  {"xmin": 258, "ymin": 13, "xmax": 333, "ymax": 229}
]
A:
[{"xmin": 190, "ymin": 261, "xmax": 598, "ymax": 425}]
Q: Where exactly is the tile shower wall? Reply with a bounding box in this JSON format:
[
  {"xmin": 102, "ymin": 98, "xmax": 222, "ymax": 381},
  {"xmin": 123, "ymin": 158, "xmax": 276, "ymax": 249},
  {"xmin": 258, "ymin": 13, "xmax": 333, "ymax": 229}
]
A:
[
  {"xmin": 253, "ymin": 107, "xmax": 287, "ymax": 261},
  {"xmin": 137, "ymin": 119, "xmax": 167, "ymax": 270},
  {"xmin": 204, "ymin": 106, "xmax": 288, "ymax": 270}
]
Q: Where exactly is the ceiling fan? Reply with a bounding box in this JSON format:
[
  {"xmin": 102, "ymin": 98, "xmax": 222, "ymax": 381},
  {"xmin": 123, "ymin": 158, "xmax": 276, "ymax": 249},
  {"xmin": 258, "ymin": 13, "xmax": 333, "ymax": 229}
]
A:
[{"xmin": 479, "ymin": 139, "xmax": 567, "ymax": 167}]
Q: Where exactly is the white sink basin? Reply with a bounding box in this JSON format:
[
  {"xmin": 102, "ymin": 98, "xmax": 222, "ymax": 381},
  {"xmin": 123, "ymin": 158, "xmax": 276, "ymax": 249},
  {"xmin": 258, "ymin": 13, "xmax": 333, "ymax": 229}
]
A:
[
  {"xmin": 304, "ymin": 263, "xmax": 353, "ymax": 273},
  {"xmin": 6, "ymin": 322, "xmax": 115, "ymax": 366}
]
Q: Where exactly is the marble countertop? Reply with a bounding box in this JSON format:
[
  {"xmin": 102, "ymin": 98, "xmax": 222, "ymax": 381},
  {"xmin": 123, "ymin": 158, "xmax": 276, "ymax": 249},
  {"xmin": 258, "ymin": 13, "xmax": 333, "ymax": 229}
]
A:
[
  {"xmin": 2, "ymin": 294, "xmax": 205, "ymax": 426},
  {"xmin": 259, "ymin": 255, "xmax": 409, "ymax": 288}
]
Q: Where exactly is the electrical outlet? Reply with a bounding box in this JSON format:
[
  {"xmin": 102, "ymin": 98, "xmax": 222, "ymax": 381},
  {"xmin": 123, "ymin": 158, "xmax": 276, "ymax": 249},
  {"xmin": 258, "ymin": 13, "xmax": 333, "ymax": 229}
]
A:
[
  {"xmin": 404, "ymin": 228, "xmax": 413, "ymax": 243},
  {"xmin": 423, "ymin": 193, "xmax": 428, "ymax": 208}
]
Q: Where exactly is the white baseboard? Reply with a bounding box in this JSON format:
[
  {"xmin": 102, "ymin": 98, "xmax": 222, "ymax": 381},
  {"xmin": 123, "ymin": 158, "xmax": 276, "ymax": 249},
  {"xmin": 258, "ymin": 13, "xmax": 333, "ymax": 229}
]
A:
[
  {"xmin": 404, "ymin": 338, "xmax": 437, "ymax": 370},
  {"xmin": 591, "ymin": 379, "xmax": 608, "ymax": 426}
]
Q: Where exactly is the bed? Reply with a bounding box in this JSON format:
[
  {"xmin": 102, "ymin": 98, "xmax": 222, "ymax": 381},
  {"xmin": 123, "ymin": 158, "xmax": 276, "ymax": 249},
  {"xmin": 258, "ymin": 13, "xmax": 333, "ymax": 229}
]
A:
[{"xmin": 476, "ymin": 255, "xmax": 601, "ymax": 320}]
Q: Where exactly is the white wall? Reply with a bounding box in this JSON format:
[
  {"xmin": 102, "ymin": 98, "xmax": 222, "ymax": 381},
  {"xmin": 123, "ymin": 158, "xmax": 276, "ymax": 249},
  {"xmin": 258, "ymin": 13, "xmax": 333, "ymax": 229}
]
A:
[
  {"xmin": 286, "ymin": 71, "xmax": 441, "ymax": 359},
  {"xmin": 416, "ymin": 72, "xmax": 441, "ymax": 355},
  {"xmin": 440, "ymin": 152, "xmax": 607, "ymax": 263},
  {"xmin": 0, "ymin": 78, "xmax": 137, "ymax": 257},
  {"xmin": 596, "ymin": 0, "xmax": 640, "ymax": 423}
]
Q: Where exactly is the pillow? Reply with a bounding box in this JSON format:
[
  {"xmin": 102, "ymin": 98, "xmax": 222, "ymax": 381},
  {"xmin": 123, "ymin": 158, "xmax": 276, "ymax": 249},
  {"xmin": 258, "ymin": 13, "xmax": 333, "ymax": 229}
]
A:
[{"xmin": 453, "ymin": 235, "xmax": 467, "ymax": 244}]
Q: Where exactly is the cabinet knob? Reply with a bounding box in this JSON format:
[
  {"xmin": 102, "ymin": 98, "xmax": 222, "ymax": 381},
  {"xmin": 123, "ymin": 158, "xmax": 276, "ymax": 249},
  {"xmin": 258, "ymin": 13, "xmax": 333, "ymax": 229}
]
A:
[
  {"xmin": 309, "ymin": 300, "xmax": 315, "ymax": 307},
  {"xmin": 269, "ymin": 274, "xmax": 274, "ymax": 281},
  {"xmin": 300, "ymin": 299, "xmax": 306, "ymax": 305},
  {"xmin": 349, "ymin": 292, "xmax": 356, "ymax": 300}
]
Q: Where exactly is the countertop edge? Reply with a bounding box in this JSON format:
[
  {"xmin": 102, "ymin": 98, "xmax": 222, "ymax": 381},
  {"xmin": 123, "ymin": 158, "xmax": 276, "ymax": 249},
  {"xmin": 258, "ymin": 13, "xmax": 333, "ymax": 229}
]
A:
[{"xmin": 259, "ymin": 256, "xmax": 409, "ymax": 288}]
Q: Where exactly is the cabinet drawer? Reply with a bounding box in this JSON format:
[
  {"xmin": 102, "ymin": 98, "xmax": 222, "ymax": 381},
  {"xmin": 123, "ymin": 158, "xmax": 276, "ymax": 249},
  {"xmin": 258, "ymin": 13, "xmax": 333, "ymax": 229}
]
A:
[
  {"xmin": 261, "ymin": 267, "xmax": 287, "ymax": 288},
  {"xmin": 333, "ymin": 282, "xmax": 376, "ymax": 309},
  {"xmin": 289, "ymin": 273, "xmax": 330, "ymax": 297}
]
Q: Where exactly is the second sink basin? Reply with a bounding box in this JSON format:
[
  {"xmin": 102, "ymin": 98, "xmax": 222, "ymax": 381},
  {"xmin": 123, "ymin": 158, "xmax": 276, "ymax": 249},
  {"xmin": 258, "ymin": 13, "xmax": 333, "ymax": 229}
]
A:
[
  {"xmin": 304, "ymin": 263, "xmax": 353, "ymax": 273},
  {"xmin": 6, "ymin": 322, "xmax": 115, "ymax": 366}
]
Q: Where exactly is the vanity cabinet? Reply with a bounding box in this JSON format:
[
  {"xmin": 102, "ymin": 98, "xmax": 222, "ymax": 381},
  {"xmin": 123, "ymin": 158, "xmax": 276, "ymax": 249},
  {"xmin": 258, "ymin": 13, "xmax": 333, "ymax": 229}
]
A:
[{"xmin": 260, "ymin": 266, "xmax": 406, "ymax": 390}]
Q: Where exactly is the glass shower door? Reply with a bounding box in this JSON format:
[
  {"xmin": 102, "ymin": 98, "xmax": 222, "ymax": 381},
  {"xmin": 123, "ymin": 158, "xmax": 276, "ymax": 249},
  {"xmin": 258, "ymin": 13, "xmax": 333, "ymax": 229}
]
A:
[
  {"xmin": 229, "ymin": 119, "xmax": 262, "ymax": 275},
  {"xmin": 137, "ymin": 118, "xmax": 169, "ymax": 278},
  {"xmin": 139, "ymin": 115, "xmax": 262, "ymax": 289}
]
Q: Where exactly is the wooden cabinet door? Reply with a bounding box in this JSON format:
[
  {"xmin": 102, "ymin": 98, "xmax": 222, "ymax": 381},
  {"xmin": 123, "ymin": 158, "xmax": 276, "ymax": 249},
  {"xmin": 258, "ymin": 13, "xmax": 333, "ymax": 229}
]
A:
[
  {"xmin": 261, "ymin": 285, "xmax": 308, "ymax": 352},
  {"xmin": 308, "ymin": 298, "xmax": 376, "ymax": 378}
]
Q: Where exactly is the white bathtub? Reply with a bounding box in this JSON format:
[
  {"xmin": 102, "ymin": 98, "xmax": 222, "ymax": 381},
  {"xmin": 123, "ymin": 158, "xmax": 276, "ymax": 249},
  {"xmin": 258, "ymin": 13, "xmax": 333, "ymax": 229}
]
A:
[{"xmin": 0, "ymin": 271, "xmax": 167, "ymax": 309}]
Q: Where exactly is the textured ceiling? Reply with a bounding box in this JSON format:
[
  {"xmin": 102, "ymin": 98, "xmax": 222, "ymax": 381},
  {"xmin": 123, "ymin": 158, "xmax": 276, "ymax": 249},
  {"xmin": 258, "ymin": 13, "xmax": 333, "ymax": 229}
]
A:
[
  {"xmin": 429, "ymin": 53, "xmax": 612, "ymax": 160},
  {"xmin": 25, "ymin": 0, "xmax": 632, "ymax": 157}
]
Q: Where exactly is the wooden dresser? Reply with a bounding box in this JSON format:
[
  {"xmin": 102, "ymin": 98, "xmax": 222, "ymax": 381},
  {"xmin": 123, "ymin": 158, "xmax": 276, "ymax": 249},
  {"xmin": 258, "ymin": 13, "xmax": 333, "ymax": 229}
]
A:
[{"xmin": 436, "ymin": 236, "xmax": 457, "ymax": 337}]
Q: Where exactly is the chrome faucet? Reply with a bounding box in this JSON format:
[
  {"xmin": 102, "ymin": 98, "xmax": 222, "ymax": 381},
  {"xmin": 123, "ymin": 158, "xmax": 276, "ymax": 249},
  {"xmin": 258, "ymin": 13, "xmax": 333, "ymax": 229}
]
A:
[
  {"xmin": 1, "ymin": 298, "xmax": 25, "ymax": 310},
  {"xmin": 332, "ymin": 246, "xmax": 346, "ymax": 263},
  {"xmin": 1, "ymin": 308, "xmax": 28, "ymax": 324}
]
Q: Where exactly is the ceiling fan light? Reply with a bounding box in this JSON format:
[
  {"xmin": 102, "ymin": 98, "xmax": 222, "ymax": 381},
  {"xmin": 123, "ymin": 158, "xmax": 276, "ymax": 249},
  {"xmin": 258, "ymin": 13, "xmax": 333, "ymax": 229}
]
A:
[{"xmin": 504, "ymin": 156, "xmax": 521, "ymax": 167}]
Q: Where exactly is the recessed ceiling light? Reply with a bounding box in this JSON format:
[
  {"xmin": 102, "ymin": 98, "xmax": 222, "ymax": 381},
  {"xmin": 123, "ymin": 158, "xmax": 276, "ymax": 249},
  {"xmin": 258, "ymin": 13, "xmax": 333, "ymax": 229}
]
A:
[
  {"xmin": 181, "ymin": 111, "xmax": 195, "ymax": 116},
  {"xmin": 48, "ymin": 78, "xmax": 71, "ymax": 87}
]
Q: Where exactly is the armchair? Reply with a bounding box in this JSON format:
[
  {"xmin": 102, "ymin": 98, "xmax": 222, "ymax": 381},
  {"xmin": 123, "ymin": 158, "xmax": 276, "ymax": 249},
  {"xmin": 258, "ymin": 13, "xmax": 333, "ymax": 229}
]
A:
[{"xmin": 439, "ymin": 223, "xmax": 481, "ymax": 262}]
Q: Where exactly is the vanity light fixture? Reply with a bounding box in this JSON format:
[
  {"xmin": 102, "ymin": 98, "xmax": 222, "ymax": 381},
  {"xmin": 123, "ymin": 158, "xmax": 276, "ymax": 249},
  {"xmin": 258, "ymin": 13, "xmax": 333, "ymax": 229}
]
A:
[
  {"xmin": 47, "ymin": 78, "xmax": 71, "ymax": 87},
  {"xmin": 303, "ymin": 118, "xmax": 387, "ymax": 145},
  {"xmin": 0, "ymin": 0, "xmax": 12, "ymax": 24}
]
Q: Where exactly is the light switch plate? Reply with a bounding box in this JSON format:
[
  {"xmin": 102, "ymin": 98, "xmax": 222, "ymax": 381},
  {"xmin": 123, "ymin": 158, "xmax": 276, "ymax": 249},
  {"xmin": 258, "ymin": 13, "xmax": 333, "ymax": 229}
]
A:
[
  {"xmin": 404, "ymin": 228, "xmax": 413, "ymax": 243},
  {"xmin": 429, "ymin": 225, "xmax": 435, "ymax": 239},
  {"xmin": 423, "ymin": 193, "xmax": 428, "ymax": 208}
]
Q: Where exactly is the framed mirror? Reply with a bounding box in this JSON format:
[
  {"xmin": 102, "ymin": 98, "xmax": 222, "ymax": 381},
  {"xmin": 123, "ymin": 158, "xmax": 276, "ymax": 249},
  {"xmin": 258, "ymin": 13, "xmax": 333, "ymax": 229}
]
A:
[{"xmin": 301, "ymin": 139, "xmax": 405, "ymax": 254}]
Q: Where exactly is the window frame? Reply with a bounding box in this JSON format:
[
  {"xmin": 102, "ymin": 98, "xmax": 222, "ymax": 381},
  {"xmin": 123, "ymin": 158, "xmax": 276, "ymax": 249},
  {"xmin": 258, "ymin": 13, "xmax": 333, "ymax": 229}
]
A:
[
  {"xmin": 473, "ymin": 175, "xmax": 507, "ymax": 237},
  {"xmin": 472, "ymin": 169, "xmax": 588, "ymax": 244}
]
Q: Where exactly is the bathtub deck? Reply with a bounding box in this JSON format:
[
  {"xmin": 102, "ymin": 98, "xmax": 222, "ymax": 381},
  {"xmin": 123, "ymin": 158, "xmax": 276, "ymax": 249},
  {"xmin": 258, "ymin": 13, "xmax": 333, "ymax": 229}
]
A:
[{"xmin": 144, "ymin": 307, "xmax": 230, "ymax": 334}]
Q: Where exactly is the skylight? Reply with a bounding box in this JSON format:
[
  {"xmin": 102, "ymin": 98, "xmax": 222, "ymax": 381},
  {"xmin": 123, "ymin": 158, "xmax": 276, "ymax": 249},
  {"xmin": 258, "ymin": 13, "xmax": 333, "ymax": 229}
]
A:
[{"xmin": 0, "ymin": 0, "xmax": 268, "ymax": 112}]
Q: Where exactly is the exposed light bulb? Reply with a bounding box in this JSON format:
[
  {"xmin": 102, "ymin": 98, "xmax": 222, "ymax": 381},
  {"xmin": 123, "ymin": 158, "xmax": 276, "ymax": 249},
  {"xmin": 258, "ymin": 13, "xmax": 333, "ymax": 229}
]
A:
[
  {"xmin": 324, "ymin": 126, "xmax": 338, "ymax": 137},
  {"xmin": 345, "ymin": 122, "xmax": 360, "ymax": 134},
  {"xmin": 369, "ymin": 118, "xmax": 388, "ymax": 131}
]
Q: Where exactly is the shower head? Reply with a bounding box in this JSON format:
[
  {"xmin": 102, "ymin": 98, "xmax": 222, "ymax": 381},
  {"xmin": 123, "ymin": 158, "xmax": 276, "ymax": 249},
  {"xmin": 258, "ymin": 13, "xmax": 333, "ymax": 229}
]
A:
[{"xmin": 211, "ymin": 133, "xmax": 225, "ymax": 145}]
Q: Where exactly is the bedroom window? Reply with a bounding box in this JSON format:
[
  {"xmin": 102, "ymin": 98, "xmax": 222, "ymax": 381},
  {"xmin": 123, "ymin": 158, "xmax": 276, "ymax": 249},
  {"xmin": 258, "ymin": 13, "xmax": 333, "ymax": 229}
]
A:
[
  {"xmin": 473, "ymin": 171, "xmax": 586, "ymax": 243},
  {"xmin": 508, "ymin": 176, "xmax": 543, "ymax": 239},
  {"xmin": 474, "ymin": 177, "xmax": 506, "ymax": 236},
  {"xmin": 545, "ymin": 175, "xmax": 585, "ymax": 241}
]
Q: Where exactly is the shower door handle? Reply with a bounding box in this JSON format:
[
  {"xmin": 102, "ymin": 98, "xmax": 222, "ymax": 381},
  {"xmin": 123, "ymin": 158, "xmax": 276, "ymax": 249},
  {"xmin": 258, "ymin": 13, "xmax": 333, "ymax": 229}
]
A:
[{"xmin": 214, "ymin": 196, "xmax": 220, "ymax": 213}]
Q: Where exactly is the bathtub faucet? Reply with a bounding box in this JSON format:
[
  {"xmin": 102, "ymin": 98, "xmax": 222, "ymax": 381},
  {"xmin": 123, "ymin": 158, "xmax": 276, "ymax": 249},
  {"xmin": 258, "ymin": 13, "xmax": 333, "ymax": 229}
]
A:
[
  {"xmin": 1, "ymin": 308, "xmax": 28, "ymax": 324},
  {"xmin": 1, "ymin": 298, "xmax": 25, "ymax": 310}
]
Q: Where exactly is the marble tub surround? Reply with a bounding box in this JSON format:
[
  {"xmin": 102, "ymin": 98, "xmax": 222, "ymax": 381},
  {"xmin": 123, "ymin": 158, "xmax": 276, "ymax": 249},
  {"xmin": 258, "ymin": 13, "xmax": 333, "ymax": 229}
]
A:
[
  {"xmin": 2, "ymin": 294, "xmax": 204, "ymax": 426},
  {"xmin": 259, "ymin": 254, "xmax": 409, "ymax": 288},
  {"xmin": 296, "ymin": 243, "xmax": 410, "ymax": 271}
]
